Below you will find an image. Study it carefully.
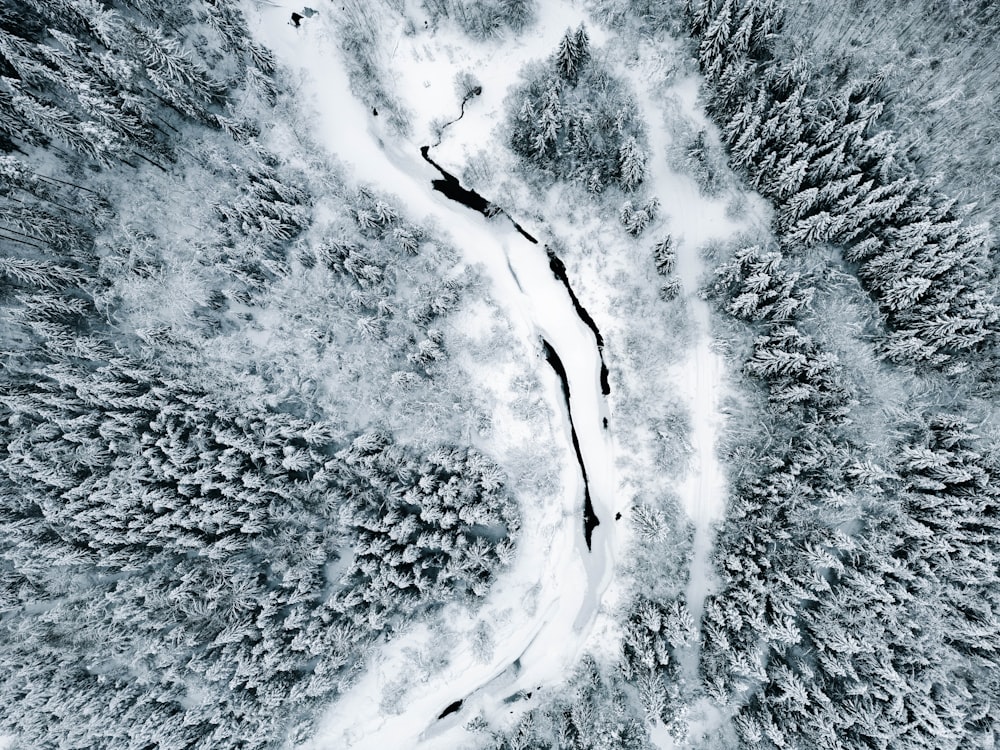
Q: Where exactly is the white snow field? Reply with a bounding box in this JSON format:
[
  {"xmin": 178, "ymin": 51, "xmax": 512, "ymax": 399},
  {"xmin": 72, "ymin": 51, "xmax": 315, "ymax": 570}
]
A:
[
  {"xmin": 631, "ymin": 72, "xmax": 736, "ymax": 639},
  {"xmin": 247, "ymin": 1, "xmax": 760, "ymax": 747}
]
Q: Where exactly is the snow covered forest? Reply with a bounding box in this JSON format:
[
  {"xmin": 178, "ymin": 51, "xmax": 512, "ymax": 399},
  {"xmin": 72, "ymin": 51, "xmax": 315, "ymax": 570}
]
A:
[{"xmin": 1, "ymin": 0, "xmax": 998, "ymax": 749}]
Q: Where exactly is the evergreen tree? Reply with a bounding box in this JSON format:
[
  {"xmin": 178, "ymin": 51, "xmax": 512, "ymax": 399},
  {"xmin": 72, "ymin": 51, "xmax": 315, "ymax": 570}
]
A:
[
  {"xmin": 0, "ymin": 355, "xmax": 520, "ymax": 748},
  {"xmin": 508, "ymin": 44, "xmax": 644, "ymax": 190},
  {"xmin": 687, "ymin": 0, "xmax": 999, "ymax": 369},
  {"xmin": 618, "ymin": 135, "xmax": 646, "ymax": 191},
  {"xmin": 573, "ymin": 23, "xmax": 591, "ymax": 69},
  {"xmin": 554, "ymin": 26, "xmax": 587, "ymax": 83}
]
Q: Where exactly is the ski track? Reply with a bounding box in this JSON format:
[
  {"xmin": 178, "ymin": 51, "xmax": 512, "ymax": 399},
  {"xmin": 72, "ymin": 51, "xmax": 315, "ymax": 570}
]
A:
[
  {"xmin": 247, "ymin": 3, "xmax": 619, "ymax": 748},
  {"xmin": 626, "ymin": 62, "xmax": 757, "ymax": 746}
]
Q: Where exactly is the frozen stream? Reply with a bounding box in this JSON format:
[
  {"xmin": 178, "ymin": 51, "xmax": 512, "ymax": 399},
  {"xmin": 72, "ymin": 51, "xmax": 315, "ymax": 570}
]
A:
[{"xmin": 247, "ymin": 6, "xmax": 619, "ymax": 748}]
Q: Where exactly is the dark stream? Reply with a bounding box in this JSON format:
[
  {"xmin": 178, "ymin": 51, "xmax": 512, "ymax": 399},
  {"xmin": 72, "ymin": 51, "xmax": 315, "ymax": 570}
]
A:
[
  {"xmin": 420, "ymin": 147, "xmax": 538, "ymax": 243},
  {"xmin": 418, "ymin": 145, "xmax": 604, "ymax": 553},
  {"xmin": 545, "ymin": 249, "xmax": 612, "ymax": 397},
  {"xmin": 419, "ymin": 147, "xmax": 611, "ymax": 400},
  {"xmin": 543, "ymin": 340, "xmax": 601, "ymax": 550},
  {"xmin": 431, "ymin": 86, "xmax": 483, "ymax": 147},
  {"xmin": 437, "ymin": 699, "xmax": 463, "ymax": 719}
]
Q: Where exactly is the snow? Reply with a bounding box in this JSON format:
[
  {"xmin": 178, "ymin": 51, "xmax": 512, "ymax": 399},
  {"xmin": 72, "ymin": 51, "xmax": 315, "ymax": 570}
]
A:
[
  {"xmin": 245, "ymin": 3, "xmax": 621, "ymax": 748},
  {"xmin": 243, "ymin": 0, "xmax": 773, "ymax": 745},
  {"xmin": 386, "ymin": 0, "xmax": 606, "ymax": 163},
  {"xmin": 647, "ymin": 719, "xmax": 678, "ymax": 750},
  {"xmin": 621, "ymin": 45, "xmax": 766, "ymax": 746},
  {"xmin": 642, "ymin": 72, "xmax": 736, "ymax": 628}
]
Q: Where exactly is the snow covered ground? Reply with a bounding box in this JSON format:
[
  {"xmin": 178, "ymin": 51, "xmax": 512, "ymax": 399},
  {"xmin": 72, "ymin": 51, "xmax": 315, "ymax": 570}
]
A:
[
  {"xmin": 246, "ymin": 2, "xmax": 622, "ymax": 748},
  {"xmin": 382, "ymin": 0, "xmax": 605, "ymax": 164},
  {"xmin": 245, "ymin": 1, "xmax": 767, "ymax": 746},
  {"xmin": 631, "ymin": 72, "xmax": 737, "ymax": 633},
  {"xmin": 624, "ymin": 54, "xmax": 765, "ymax": 746}
]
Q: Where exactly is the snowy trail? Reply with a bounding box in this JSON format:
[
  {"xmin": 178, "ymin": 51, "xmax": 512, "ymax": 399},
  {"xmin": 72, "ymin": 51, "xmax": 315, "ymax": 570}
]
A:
[
  {"xmin": 625, "ymin": 66, "xmax": 754, "ymax": 743},
  {"xmin": 628, "ymin": 71, "xmax": 739, "ymax": 626},
  {"xmin": 246, "ymin": 5, "xmax": 618, "ymax": 748}
]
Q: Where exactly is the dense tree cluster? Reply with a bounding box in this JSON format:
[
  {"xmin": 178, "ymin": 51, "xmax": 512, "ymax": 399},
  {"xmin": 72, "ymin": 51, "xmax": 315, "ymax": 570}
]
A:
[
  {"xmin": 0, "ymin": 156, "xmax": 107, "ymax": 353},
  {"xmin": 700, "ymin": 243, "xmax": 1000, "ymax": 750},
  {"xmin": 487, "ymin": 656, "xmax": 652, "ymax": 750},
  {"xmin": 0, "ymin": 142, "xmax": 517, "ymax": 749},
  {"xmin": 620, "ymin": 596, "xmax": 695, "ymax": 726},
  {"xmin": 210, "ymin": 159, "xmax": 310, "ymax": 271},
  {"xmin": 0, "ymin": 171, "xmax": 517, "ymax": 746},
  {"xmin": 0, "ymin": 0, "xmax": 272, "ymax": 167},
  {"xmin": 336, "ymin": 434, "xmax": 519, "ymax": 622},
  {"xmin": 0, "ymin": 2, "xmax": 520, "ymax": 748},
  {"xmin": 0, "ymin": 354, "xmax": 517, "ymax": 748},
  {"xmin": 422, "ymin": 0, "xmax": 536, "ymax": 38},
  {"xmin": 688, "ymin": 0, "xmax": 999, "ymax": 369},
  {"xmin": 508, "ymin": 25, "xmax": 648, "ymax": 192},
  {"xmin": 710, "ymin": 245, "xmax": 851, "ymax": 428},
  {"xmin": 682, "ymin": 4, "xmax": 1000, "ymax": 747},
  {"xmin": 776, "ymin": 0, "xmax": 1000, "ymax": 228}
]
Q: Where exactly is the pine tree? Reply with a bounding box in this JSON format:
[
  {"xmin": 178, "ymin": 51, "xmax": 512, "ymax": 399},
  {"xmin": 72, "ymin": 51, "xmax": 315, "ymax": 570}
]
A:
[
  {"xmin": 554, "ymin": 30, "xmax": 579, "ymax": 82},
  {"xmin": 573, "ymin": 23, "xmax": 591, "ymax": 69},
  {"xmin": 698, "ymin": 0, "xmax": 734, "ymax": 80},
  {"xmin": 618, "ymin": 135, "xmax": 646, "ymax": 191},
  {"xmin": 535, "ymin": 78, "xmax": 562, "ymax": 155},
  {"xmin": 554, "ymin": 25, "xmax": 590, "ymax": 83},
  {"xmin": 653, "ymin": 236, "xmax": 675, "ymax": 276}
]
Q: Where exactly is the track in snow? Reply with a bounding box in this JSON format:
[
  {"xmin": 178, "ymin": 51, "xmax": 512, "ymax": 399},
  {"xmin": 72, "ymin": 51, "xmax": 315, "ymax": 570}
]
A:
[{"xmin": 625, "ymin": 65, "xmax": 757, "ymax": 745}]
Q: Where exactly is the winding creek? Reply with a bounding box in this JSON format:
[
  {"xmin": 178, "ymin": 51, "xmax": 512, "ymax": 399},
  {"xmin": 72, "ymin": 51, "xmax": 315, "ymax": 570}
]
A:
[
  {"xmin": 429, "ymin": 86, "xmax": 483, "ymax": 148},
  {"xmin": 545, "ymin": 249, "xmax": 612, "ymax": 398},
  {"xmin": 541, "ymin": 339, "xmax": 601, "ymax": 549},
  {"xmin": 251, "ymin": 10, "xmax": 622, "ymax": 748},
  {"xmin": 244, "ymin": 3, "xmax": 760, "ymax": 745},
  {"xmin": 419, "ymin": 143, "xmax": 607, "ymax": 552},
  {"xmin": 419, "ymin": 146, "xmax": 539, "ymax": 244}
]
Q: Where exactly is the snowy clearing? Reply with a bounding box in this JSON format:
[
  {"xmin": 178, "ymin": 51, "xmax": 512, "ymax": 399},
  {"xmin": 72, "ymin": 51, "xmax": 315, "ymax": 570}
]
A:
[
  {"xmin": 623, "ymin": 48, "xmax": 764, "ymax": 746},
  {"xmin": 631, "ymin": 71, "xmax": 735, "ymax": 627}
]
